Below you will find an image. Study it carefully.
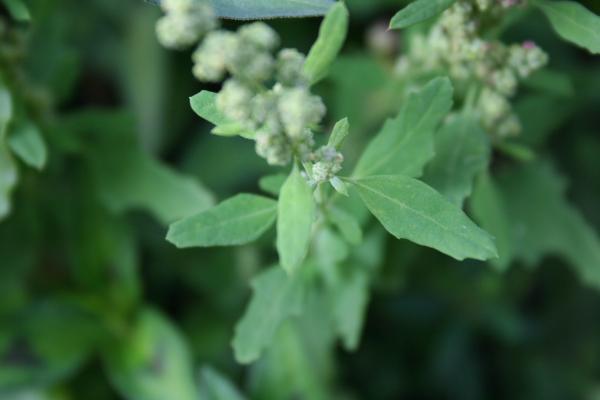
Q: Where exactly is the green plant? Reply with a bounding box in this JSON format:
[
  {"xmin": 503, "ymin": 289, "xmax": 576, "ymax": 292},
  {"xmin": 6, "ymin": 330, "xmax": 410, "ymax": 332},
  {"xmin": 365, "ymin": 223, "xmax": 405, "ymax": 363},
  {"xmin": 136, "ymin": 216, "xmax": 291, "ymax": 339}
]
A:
[{"xmin": 1, "ymin": 0, "xmax": 600, "ymax": 399}]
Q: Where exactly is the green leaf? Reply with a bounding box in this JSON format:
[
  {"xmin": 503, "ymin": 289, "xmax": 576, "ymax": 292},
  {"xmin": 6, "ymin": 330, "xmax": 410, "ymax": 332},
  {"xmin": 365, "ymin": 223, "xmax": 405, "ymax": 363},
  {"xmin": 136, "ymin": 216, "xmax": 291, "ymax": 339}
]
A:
[
  {"xmin": 199, "ymin": 366, "xmax": 247, "ymax": 400},
  {"xmin": 8, "ymin": 122, "xmax": 48, "ymax": 170},
  {"xmin": 259, "ymin": 173, "xmax": 287, "ymax": 196},
  {"xmin": 190, "ymin": 91, "xmax": 254, "ymax": 139},
  {"xmin": 533, "ymin": 0, "xmax": 600, "ymax": 54},
  {"xmin": 330, "ymin": 267, "xmax": 369, "ymax": 351},
  {"xmin": 327, "ymin": 117, "xmax": 350, "ymax": 148},
  {"xmin": 304, "ymin": 2, "xmax": 350, "ymax": 85},
  {"xmin": 424, "ymin": 114, "xmax": 490, "ymax": 206},
  {"xmin": 211, "ymin": 0, "xmax": 335, "ymax": 20},
  {"xmin": 2, "ymin": 0, "xmax": 31, "ymax": 22},
  {"xmin": 498, "ymin": 161, "xmax": 600, "ymax": 288},
  {"xmin": 167, "ymin": 194, "xmax": 277, "ymax": 248},
  {"xmin": 277, "ymin": 166, "xmax": 315, "ymax": 274},
  {"xmin": 104, "ymin": 309, "xmax": 198, "ymax": 400},
  {"xmin": 390, "ymin": 0, "xmax": 456, "ymax": 30},
  {"xmin": 470, "ymin": 173, "xmax": 514, "ymax": 271},
  {"xmin": 0, "ymin": 87, "xmax": 16, "ymax": 221},
  {"xmin": 232, "ymin": 267, "xmax": 306, "ymax": 364},
  {"xmin": 354, "ymin": 77, "xmax": 454, "ymax": 178},
  {"xmin": 328, "ymin": 206, "xmax": 362, "ymax": 245},
  {"xmin": 352, "ymin": 175, "xmax": 498, "ymax": 261}
]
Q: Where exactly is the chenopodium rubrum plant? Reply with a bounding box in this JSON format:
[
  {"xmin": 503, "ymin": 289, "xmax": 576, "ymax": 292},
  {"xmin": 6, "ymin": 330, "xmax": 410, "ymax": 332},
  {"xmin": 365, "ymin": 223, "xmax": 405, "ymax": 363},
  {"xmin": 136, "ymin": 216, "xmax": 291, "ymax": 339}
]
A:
[{"xmin": 158, "ymin": 0, "xmax": 501, "ymax": 366}]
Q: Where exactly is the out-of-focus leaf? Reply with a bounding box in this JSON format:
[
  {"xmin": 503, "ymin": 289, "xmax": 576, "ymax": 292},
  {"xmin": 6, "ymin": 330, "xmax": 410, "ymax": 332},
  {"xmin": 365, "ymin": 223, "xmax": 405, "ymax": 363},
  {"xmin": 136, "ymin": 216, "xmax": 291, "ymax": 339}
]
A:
[
  {"xmin": 534, "ymin": 0, "xmax": 600, "ymax": 54},
  {"xmin": 189, "ymin": 91, "xmax": 254, "ymax": 139},
  {"xmin": 232, "ymin": 267, "xmax": 306, "ymax": 364},
  {"xmin": 354, "ymin": 77, "xmax": 454, "ymax": 178},
  {"xmin": 0, "ymin": 86, "xmax": 16, "ymax": 221},
  {"xmin": 328, "ymin": 206, "xmax": 362, "ymax": 245},
  {"xmin": 515, "ymin": 95, "xmax": 574, "ymax": 147},
  {"xmin": 524, "ymin": 69, "xmax": 574, "ymax": 98},
  {"xmin": 470, "ymin": 173, "xmax": 514, "ymax": 271},
  {"xmin": 2, "ymin": 0, "xmax": 31, "ymax": 22},
  {"xmin": 8, "ymin": 123, "xmax": 47, "ymax": 171},
  {"xmin": 353, "ymin": 175, "xmax": 498, "ymax": 261},
  {"xmin": 390, "ymin": 0, "xmax": 456, "ymax": 30},
  {"xmin": 104, "ymin": 309, "xmax": 198, "ymax": 400},
  {"xmin": 199, "ymin": 366, "xmax": 247, "ymax": 400},
  {"xmin": 498, "ymin": 161, "xmax": 600, "ymax": 288},
  {"xmin": 258, "ymin": 173, "xmax": 287, "ymax": 196},
  {"xmin": 210, "ymin": 0, "xmax": 335, "ymax": 20},
  {"xmin": 277, "ymin": 166, "xmax": 315, "ymax": 275},
  {"xmin": 167, "ymin": 194, "xmax": 277, "ymax": 248},
  {"xmin": 424, "ymin": 114, "xmax": 490, "ymax": 206},
  {"xmin": 304, "ymin": 2, "xmax": 349, "ymax": 85}
]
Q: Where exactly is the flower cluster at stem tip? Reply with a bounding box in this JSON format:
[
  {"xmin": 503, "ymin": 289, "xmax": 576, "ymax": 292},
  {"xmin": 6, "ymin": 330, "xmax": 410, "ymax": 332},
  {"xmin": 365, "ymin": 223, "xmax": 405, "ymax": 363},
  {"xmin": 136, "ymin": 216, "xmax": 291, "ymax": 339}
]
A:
[
  {"xmin": 396, "ymin": 0, "xmax": 549, "ymax": 138},
  {"xmin": 155, "ymin": 0, "xmax": 344, "ymax": 186}
]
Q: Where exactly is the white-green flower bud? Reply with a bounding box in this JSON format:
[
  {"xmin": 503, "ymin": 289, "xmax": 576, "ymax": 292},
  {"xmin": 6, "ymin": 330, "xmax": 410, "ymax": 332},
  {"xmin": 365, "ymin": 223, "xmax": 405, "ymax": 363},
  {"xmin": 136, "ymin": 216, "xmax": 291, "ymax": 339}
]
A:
[
  {"xmin": 508, "ymin": 42, "xmax": 548, "ymax": 78},
  {"xmin": 277, "ymin": 87, "xmax": 326, "ymax": 139},
  {"xmin": 192, "ymin": 30, "xmax": 237, "ymax": 82},
  {"xmin": 479, "ymin": 88, "xmax": 510, "ymax": 125},
  {"xmin": 497, "ymin": 114, "xmax": 521, "ymax": 137},
  {"xmin": 491, "ymin": 68, "xmax": 517, "ymax": 96},
  {"xmin": 277, "ymin": 49, "xmax": 307, "ymax": 87},
  {"xmin": 216, "ymin": 79, "xmax": 254, "ymax": 123},
  {"xmin": 311, "ymin": 145, "xmax": 344, "ymax": 183},
  {"xmin": 156, "ymin": 1, "xmax": 217, "ymax": 50},
  {"xmin": 238, "ymin": 22, "xmax": 280, "ymax": 51},
  {"xmin": 255, "ymin": 130, "xmax": 292, "ymax": 166}
]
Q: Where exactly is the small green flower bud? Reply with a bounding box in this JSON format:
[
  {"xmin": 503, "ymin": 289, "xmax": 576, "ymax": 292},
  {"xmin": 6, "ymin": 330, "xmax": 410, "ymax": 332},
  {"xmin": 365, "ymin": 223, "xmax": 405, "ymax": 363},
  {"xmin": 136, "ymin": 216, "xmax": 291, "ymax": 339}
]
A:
[
  {"xmin": 277, "ymin": 87, "xmax": 326, "ymax": 139},
  {"xmin": 216, "ymin": 79, "xmax": 254, "ymax": 123},
  {"xmin": 156, "ymin": 1, "xmax": 217, "ymax": 50},
  {"xmin": 276, "ymin": 49, "xmax": 307, "ymax": 87},
  {"xmin": 491, "ymin": 68, "xmax": 517, "ymax": 96},
  {"xmin": 192, "ymin": 31, "xmax": 237, "ymax": 82},
  {"xmin": 238, "ymin": 22, "xmax": 280, "ymax": 51},
  {"xmin": 255, "ymin": 130, "xmax": 292, "ymax": 166},
  {"xmin": 310, "ymin": 145, "xmax": 344, "ymax": 183}
]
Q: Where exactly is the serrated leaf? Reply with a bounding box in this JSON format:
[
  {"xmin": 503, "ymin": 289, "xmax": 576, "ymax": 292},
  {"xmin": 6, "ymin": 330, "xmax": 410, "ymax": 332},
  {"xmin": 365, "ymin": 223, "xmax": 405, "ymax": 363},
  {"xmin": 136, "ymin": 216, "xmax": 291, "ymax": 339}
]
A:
[
  {"xmin": 390, "ymin": 0, "xmax": 456, "ymax": 30},
  {"xmin": 167, "ymin": 194, "xmax": 277, "ymax": 248},
  {"xmin": 424, "ymin": 114, "xmax": 490, "ymax": 206},
  {"xmin": 352, "ymin": 175, "xmax": 497, "ymax": 261},
  {"xmin": 277, "ymin": 166, "xmax": 315, "ymax": 274},
  {"xmin": 8, "ymin": 122, "xmax": 48, "ymax": 170},
  {"xmin": 354, "ymin": 77, "xmax": 454, "ymax": 178},
  {"xmin": 2, "ymin": 0, "xmax": 31, "ymax": 22},
  {"xmin": 190, "ymin": 91, "xmax": 254, "ymax": 139},
  {"xmin": 327, "ymin": 118, "xmax": 349, "ymax": 148},
  {"xmin": 211, "ymin": 0, "xmax": 335, "ymax": 20},
  {"xmin": 259, "ymin": 173, "xmax": 287, "ymax": 196},
  {"xmin": 534, "ymin": 0, "xmax": 600, "ymax": 54},
  {"xmin": 498, "ymin": 161, "xmax": 600, "ymax": 288},
  {"xmin": 470, "ymin": 173, "xmax": 513, "ymax": 271},
  {"xmin": 304, "ymin": 2, "xmax": 349, "ymax": 85},
  {"xmin": 232, "ymin": 267, "xmax": 306, "ymax": 364},
  {"xmin": 104, "ymin": 309, "xmax": 198, "ymax": 400},
  {"xmin": 199, "ymin": 366, "xmax": 247, "ymax": 400}
]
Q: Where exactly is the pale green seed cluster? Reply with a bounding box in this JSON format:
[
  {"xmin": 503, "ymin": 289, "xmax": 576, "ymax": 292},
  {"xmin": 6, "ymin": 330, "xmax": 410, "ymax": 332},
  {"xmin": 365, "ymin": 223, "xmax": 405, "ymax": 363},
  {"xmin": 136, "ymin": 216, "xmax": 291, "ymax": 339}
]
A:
[
  {"xmin": 192, "ymin": 23, "xmax": 343, "ymax": 183},
  {"xmin": 396, "ymin": 0, "xmax": 548, "ymax": 137},
  {"xmin": 156, "ymin": 0, "xmax": 217, "ymax": 49}
]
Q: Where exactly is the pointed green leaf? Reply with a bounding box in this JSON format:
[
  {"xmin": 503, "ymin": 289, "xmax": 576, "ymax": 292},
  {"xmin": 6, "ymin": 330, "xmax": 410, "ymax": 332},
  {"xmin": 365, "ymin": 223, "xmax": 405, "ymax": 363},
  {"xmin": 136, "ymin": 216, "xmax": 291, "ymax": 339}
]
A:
[
  {"xmin": 190, "ymin": 91, "xmax": 254, "ymax": 139},
  {"xmin": 352, "ymin": 175, "xmax": 497, "ymax": 261},
  {"xmin": 327, "ymin": 118, "xmax": 350, "ymax": 148},
  {"xmin": 424, "ymin": 114, "xmax": 490, "ymax": 206},
  {"xmin": 304, "ymin": 2, "xmax": 349, "ymax": 85},
  {"xmin": 534, "ymin": 0, "xmax": 600, "ymax": 54},
  {"xmin": 199, "ymin": 366, "xmax": 247, "ymax": 400},
  {"xmin": 2, "ymin": 0, "xmax": 31, "ymax": 22},
  {"xmin": 167, "ymin": 194, "xmax": 277, "ymax": 248},
  {"xmin": 277, "ymin": 166, "xmax": 315, "ymax": 274},
  {"xmin": 470, "ymin": 173, "xmax": 514, "ymax": 271},
  {"xmin": 390, "ymin": 0, "xmax": 456, "ymax": 30},
  {"xmin": 8, "ymin": 122, "xmax": 48, "ymax": 170},
  {"xmin": 104, "ymin": 309, "xmax": 198, "ymax": 400},
  {"xmin": 354, "ymin": 77, "xmax": 454, "ymax": 178},
  {"xmin": 211, "ymin": 0, "xmax": 335, "ymax": 20},
  {"xmin": 232, "ymin": 267, "xmax": 306, "ymax": 364}
]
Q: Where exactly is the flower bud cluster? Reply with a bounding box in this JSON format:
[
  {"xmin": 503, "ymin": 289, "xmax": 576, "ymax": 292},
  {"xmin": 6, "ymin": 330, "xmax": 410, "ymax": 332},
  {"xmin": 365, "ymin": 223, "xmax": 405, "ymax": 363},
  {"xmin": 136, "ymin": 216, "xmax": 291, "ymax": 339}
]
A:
[
  {"xmin": 395, "ymin": 0, "xmax": 547, "ymax": 138},
  {"xmin": 156, "ymin": 0, "xmax": 217, "ymax": 49},
  {"xmin": 156, "ymin": 5, "xmax": 344, "ymax": 184}
]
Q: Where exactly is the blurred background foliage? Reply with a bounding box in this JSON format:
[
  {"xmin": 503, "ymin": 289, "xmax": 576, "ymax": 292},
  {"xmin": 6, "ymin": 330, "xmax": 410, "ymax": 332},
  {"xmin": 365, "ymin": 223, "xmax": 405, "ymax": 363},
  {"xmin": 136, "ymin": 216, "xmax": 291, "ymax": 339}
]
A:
[{"xmin": 0, "ymin": 0, "xmax": 600, "ymax": 399}]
